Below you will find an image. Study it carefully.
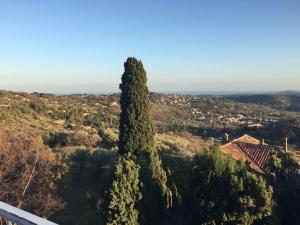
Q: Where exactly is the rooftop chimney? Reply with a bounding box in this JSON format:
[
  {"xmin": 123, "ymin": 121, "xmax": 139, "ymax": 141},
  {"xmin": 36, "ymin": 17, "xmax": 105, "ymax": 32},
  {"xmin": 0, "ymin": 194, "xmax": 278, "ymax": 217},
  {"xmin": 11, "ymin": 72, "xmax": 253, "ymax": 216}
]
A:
[
  {"xmin": 284, "ymin": 137, "xmax": 288, "ymax": 152},
  {"xmin": 224, "ymin": 133, "xmax": 229, "ymax": 143},
  {"xmin": 260, "ymin": 138, "xmax": 265, "ymax": 145}
]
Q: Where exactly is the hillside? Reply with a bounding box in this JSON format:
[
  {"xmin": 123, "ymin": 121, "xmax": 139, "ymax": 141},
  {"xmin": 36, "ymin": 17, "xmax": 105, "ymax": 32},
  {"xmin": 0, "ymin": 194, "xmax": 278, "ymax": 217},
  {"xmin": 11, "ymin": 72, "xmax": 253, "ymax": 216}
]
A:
[
  {"xmin": 1, "ymin": 90, "xmax": 300, "ymax": 147},
  {"xmin": 1, "ymin": 89, "xmax": 300, "ymax": 225},
  {"xmin": 225, "ymin": 92, "xmax": 300, "ymax": 112}
]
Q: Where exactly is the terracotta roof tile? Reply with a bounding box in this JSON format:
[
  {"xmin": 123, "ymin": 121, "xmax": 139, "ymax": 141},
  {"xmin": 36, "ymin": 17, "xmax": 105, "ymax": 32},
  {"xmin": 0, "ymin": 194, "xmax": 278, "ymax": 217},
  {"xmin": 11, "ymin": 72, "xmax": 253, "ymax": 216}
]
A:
[{"xmin": 220, "ymin": 134, "xmax": 284, "ymax": 174}]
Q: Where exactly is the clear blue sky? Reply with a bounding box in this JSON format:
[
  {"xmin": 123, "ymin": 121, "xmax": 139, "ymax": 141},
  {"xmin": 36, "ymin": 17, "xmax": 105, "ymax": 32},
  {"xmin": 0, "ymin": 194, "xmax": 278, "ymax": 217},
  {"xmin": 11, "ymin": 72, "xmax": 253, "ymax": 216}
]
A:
[{"xmin": 0, "ymin": 0, "xmax": 299, "ymax": 93}]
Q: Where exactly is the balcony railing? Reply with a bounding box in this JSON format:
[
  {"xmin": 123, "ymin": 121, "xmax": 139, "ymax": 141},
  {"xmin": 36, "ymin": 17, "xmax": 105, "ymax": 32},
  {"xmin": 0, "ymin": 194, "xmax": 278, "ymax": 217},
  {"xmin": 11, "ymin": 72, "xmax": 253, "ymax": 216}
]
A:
[{"xmin": 0, "ymin": 201, "xmax": 58, "ymax": 225}]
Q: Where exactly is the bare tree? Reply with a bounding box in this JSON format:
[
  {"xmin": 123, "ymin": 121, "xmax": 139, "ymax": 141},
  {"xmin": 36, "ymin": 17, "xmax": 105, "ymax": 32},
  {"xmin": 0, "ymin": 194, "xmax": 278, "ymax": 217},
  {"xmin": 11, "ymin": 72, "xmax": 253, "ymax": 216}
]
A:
[{"xmin": 0, "ymin": 126, "xmax": 65, "ymax": 217}]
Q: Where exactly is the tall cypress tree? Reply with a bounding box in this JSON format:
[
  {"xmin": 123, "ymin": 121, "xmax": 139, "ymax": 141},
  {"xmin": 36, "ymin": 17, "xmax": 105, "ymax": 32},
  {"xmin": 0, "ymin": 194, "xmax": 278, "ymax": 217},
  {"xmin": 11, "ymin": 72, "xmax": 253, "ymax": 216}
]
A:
[
  {"xmin": 118, "ymin": 57, "xmax": 171, "ymax": 224},
  {"xmin": 119, "ymin": 57, "xmax": 155, "ymax": 155}
]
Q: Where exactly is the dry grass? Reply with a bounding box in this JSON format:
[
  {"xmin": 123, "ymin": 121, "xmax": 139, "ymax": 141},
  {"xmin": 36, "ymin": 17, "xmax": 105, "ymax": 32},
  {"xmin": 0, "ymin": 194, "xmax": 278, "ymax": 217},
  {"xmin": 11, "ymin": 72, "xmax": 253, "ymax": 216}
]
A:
[{"xmin": 155, "ymin": 131, "xmax": 211, "ymax": 157}]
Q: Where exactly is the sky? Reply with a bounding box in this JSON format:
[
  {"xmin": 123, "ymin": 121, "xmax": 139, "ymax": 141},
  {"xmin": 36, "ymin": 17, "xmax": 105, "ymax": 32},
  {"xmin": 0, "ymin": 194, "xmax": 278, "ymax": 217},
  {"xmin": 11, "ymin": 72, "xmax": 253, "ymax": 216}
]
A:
[{"xmin": 0, "ymin": 0, "xmax": 300, "ymax": 94}]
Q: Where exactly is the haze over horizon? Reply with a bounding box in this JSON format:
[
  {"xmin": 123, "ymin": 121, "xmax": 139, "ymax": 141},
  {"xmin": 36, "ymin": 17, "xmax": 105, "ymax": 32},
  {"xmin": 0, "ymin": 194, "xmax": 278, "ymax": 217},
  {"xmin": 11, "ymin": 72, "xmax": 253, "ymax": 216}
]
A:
[{"xmin": 1, "ymin": 0, "xmax": 300, "ymax": 93}]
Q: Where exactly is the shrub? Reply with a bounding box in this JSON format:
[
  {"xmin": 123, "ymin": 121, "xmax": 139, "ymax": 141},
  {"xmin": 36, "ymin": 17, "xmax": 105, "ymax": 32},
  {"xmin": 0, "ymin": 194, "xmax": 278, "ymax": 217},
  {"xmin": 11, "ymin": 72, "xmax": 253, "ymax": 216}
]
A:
[
  {"xmin": 191, "ymin": 147, "xmax": 273, "ymax": 225},
  {"xmin": 99, "ymin": 127, "xmax": 118, "ymax": 147},
  {"xmin": 69, "ymin": 149, "xmax": 116, "ymax": 178},
  {"xmin": 29, "ymin": 101, "xmax": 46, "ymax": 112},
  {"xmin": 44, "ymin": 131, "xmax": 71, "ymax": 147}
]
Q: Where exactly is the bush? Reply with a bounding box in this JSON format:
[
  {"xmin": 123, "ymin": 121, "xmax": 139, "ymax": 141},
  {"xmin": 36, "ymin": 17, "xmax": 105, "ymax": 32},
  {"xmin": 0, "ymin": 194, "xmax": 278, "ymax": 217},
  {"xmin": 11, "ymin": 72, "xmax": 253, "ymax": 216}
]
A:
[
  {"xmin": 44, "ymin": 132, "xmax": 71, "ymax": 147},
  {"xmin": 29, "ymin": 101, "xmax": 46, "ymax": 112},
  {"xmin": 44, "ymin": 130, "xmax": 102, "ymax": 148},
  {"xmin": 69, "ymin": 149, "xmax": 116, "ymax": 178},
  {"xmin": 99, "ymin": 127, "xmax": 118, "ymax": 147},
  {"xmin": 191, "ymin": 146, "xmax": 273, "ymax": 225},
  {"xmin": 72, "ymin": 130, "xmax": 91, "ymax": 146}
]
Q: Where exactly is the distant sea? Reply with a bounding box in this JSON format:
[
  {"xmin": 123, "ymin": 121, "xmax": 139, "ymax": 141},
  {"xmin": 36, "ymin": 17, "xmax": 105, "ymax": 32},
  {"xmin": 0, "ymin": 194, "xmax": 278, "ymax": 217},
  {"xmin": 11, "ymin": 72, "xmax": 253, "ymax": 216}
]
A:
[
  {"xmin": 55, "ymin": 90, "xmax": 300, "ymax": 97},
  {"xmin": 55, "ymin": 91, "xmax": 251, "ymax": 96}
]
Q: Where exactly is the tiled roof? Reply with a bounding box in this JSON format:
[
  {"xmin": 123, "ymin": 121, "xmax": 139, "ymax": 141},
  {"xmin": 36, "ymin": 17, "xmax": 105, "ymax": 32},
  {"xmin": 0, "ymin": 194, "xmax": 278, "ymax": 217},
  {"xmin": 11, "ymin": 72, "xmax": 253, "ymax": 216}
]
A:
[{"xmin": 220, "ymin": 134, "xmax": 284, "ymax": 174}]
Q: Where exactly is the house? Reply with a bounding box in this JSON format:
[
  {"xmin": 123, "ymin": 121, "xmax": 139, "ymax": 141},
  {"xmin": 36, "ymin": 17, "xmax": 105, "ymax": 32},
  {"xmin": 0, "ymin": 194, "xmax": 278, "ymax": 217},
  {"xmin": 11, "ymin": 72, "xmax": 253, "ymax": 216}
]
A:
[{"xmin": 220, "ymin": 134, "xmax": 286, "ymax": 174}]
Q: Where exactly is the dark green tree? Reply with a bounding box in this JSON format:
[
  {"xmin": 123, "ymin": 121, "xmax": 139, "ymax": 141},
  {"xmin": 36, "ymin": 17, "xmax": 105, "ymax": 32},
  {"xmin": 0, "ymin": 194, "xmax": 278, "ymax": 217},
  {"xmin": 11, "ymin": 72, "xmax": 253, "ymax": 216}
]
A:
[
  {"xmin": 275, "ymin": 172, "xmax": 300, "ymax": 225},
  {"xmin": 268, "ymin": 150, "xmax": 300, "ymax": 224},
  {"xmin": 119, "ymin": 57, "xmax": 154, "ymax": 156},
  {"xmin": 191, "ymin": 146, "xmax": 273, "ymax": 225},
  {"xmin": 118, "ymin": 57, "xmax": 171, "ymax": 224},
  {"xmin": 106, "ymin": 156, "xmax": 142, "ymax": 225}
]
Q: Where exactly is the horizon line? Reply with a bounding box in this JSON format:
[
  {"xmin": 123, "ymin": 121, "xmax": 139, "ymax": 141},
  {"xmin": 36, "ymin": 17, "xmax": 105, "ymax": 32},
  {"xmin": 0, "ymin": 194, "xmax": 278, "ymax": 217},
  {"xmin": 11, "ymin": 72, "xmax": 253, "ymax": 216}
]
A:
[{"xmin": 1, "ymin": 89, "xmax": 300, "ymax": 96}]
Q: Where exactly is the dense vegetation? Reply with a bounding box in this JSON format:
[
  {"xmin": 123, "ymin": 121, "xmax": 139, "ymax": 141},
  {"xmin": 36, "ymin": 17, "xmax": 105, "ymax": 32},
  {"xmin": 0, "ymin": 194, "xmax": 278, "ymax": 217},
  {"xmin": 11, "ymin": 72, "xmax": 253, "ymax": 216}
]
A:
[
  {"xmin": 191, "ymin": 147, "xmax": 273, "ymax": 225},
  {"xmin": 0, "ymin": 59, "xmax": 300, "ymax": 225},
  {"xmin": 226, "ymin": 93, "xmax": 300, "ymax": 112}
]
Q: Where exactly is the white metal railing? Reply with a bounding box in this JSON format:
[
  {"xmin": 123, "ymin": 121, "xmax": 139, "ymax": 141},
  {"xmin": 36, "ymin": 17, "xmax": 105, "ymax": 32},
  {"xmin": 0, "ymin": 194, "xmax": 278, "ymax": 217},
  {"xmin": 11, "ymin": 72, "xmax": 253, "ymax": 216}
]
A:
[{"xmin": 0, "ymin": 201, "xmax": 58, "ymax": 225}]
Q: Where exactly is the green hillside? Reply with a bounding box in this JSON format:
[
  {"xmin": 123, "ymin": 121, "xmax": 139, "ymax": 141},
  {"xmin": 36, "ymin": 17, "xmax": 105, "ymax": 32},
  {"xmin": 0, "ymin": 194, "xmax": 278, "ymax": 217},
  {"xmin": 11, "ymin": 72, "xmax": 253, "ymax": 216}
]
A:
[{"xmin": 226, "ymin": 93, "xmax": 300, "ymax": 112}]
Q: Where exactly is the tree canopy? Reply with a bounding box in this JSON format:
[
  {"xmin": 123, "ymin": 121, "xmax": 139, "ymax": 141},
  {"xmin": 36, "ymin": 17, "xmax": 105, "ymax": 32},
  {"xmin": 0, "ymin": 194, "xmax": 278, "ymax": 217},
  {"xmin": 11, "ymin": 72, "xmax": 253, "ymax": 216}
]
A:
[
  {"xmin": 118, "ymin": 57, "xmax": 154, "ymax": 156},
  {"xmin": 191, "ymin": 147, "xmax": 273, "ymax": 225}
]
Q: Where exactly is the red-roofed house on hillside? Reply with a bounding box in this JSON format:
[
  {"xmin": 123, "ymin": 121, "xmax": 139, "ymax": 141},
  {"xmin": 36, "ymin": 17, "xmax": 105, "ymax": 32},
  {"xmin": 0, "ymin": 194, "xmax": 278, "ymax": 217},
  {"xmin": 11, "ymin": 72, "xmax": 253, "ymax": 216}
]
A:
[{"xmin": 220, "ymin": 134, "xmax": 286, "ymax": 174}]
